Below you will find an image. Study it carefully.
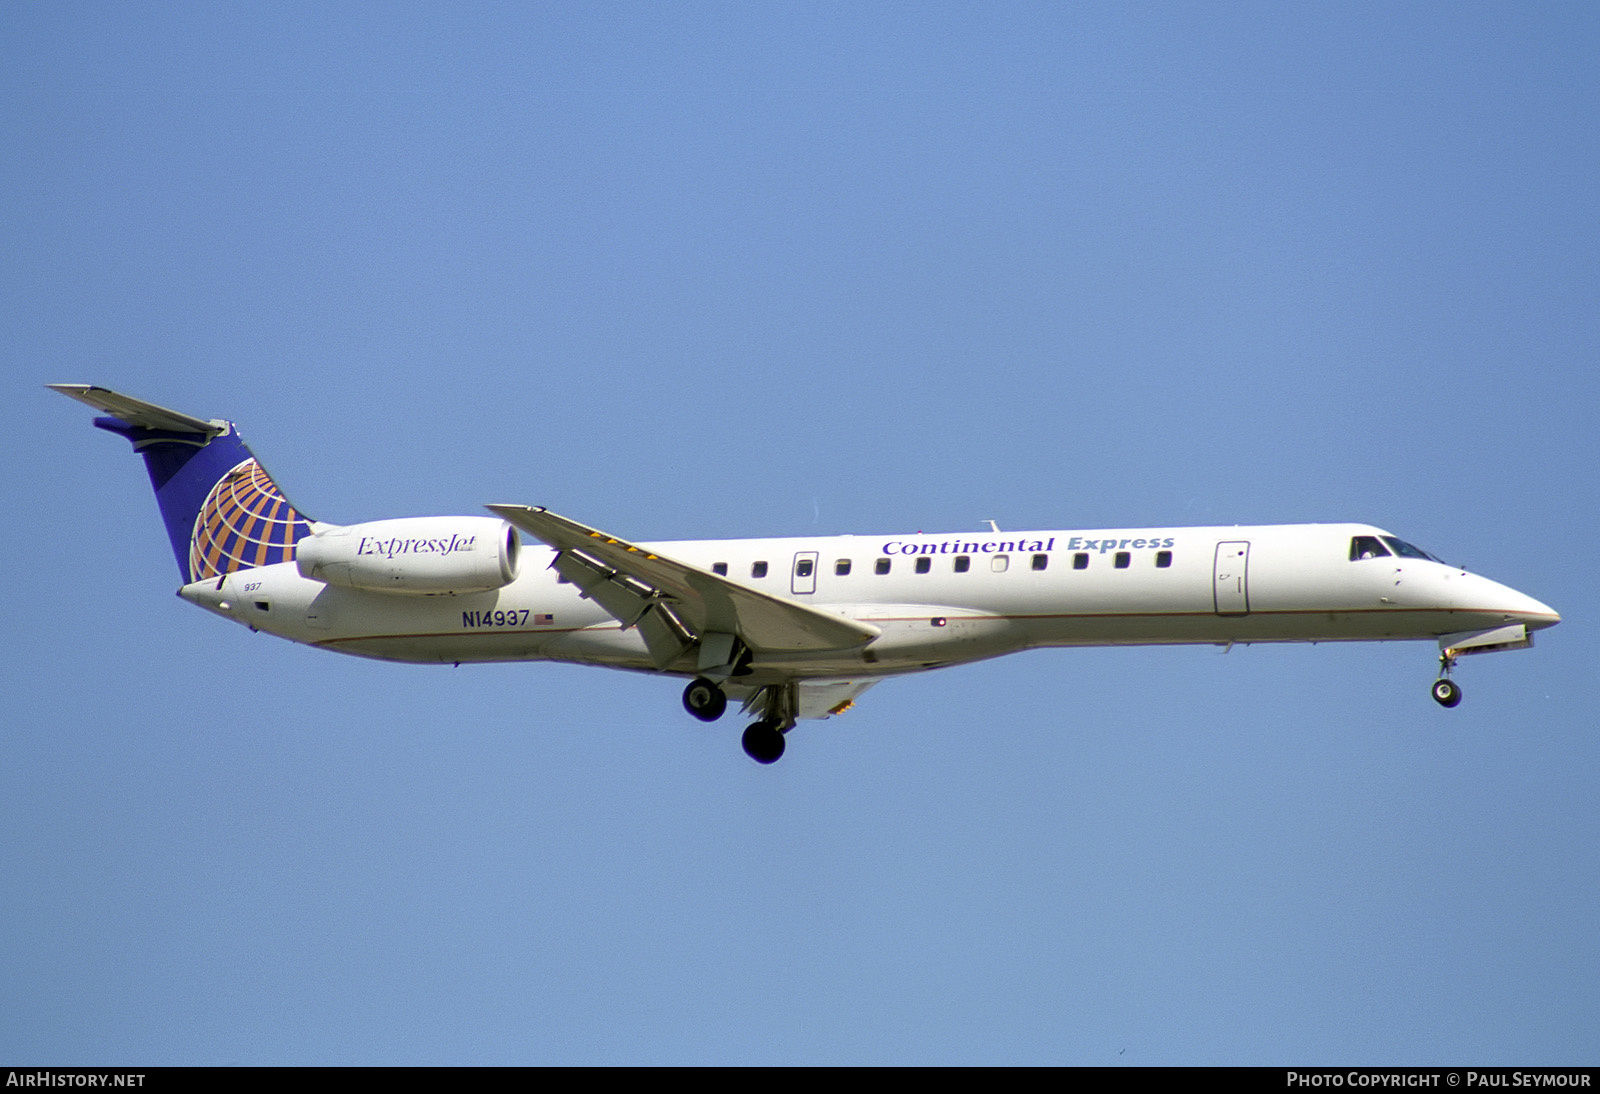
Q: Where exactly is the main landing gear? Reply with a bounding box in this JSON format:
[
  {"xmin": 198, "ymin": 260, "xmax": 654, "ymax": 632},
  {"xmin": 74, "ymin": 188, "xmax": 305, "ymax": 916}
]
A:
[
  {"xmin": 682, "ymin": 676, "xmax": 728, "ymax": 722},
  {"xmin": 741, "ymin": 720, "xmax": 786, "ymax": 764},
  {"xmin": 681, "ymin": 677, "xmax": 796, "ymax": 764},
  {"xmin": 1431, "ymin": 651, "xmax": 1463, "ymax": 708}
]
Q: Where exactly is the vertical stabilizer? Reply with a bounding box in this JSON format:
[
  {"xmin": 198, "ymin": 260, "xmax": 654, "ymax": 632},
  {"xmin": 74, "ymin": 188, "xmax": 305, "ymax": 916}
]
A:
[{"xmin": 50, "ymin": 385, "xmax": 313, "ymax": 584}]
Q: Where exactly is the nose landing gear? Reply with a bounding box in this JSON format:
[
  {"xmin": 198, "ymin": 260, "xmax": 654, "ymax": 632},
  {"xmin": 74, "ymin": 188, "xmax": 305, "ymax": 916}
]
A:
[
  {"xmin": 1431, "ymin": 677, "xmax": 1463, "ymax": 708},
  {"xmin": 1431, "ymin": 651, "xmax": 1463, "ymax": 708}
]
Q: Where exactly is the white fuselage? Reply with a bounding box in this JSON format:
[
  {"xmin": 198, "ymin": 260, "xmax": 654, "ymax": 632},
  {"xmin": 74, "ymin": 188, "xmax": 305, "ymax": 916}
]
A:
[
  {"xmin": 179, "ymin": 521, "xmax": 1559, "ymax": 684},
  {"xmin": 52, "ymin": 382, "xmax": 1558, "ymax": 755}
]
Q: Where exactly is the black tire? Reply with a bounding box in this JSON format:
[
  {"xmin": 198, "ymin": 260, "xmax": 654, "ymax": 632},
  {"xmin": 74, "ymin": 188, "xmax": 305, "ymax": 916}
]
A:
[
  {"xmin": 742, "ymin": 721, "xmax": 786, "ymax": 764},
  {"xmin": 682, "ymin": 677, "xmax": 727, "ymax": 722},
  {"xmin": 1431, "ymin": 679, "xmax": 1463, "ymax": 708}
]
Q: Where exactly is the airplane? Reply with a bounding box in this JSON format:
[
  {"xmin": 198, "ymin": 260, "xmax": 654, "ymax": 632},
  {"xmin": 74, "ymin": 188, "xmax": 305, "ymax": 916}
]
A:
[{"xmin": 52, "ymin": 383, "xmax": 1561, "ymax": 764}]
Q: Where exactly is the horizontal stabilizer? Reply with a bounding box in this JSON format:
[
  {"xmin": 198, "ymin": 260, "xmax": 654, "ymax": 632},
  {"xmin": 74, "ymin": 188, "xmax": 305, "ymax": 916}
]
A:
[
  {"xmin": 48, "ymin": 384, "xmax": 224, "ymax": 436},
  {"xmin": 487, "ymin": 504, "xmax": 880, "ymax": 654}
]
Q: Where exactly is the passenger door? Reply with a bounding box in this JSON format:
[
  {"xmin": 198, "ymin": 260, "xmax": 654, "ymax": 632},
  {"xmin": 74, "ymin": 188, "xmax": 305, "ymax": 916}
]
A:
[{"xmin": 1213, "ymin": 541, "xmax": 1250, "ymax": 615}]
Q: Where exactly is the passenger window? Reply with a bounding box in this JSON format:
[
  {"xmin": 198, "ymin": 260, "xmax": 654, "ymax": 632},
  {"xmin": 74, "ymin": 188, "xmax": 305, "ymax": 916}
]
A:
[
  {"xmin": 1155, "ymin": 550, "xmax": 1172, "ymax": 568},
  {"xmin": 752, "ymin": 561, "xmax": 768, "ymax": 578},
  {"xmin": 1073, "ymin": 553, "xmax": 1089, "ymax": 570},
  {"xmin": 795, "ymin": 559, "xmax": 814, "ymax": 578},
  {"xmin": 1031, "ymin": 553, "xmax": 1048, "ymax": 571},
  {"xmin": 1349, "ymin": 536, "xmax": 1391, "ymax": 561},
  {"xmin": 875, "ymin": 558, "xmax": 891, "ymax": 575},
  {"xmin": 915, "ymin": 556, "xmax": 931, "ymax": 574},
  {"xmin": 835, "ymin": 559, "xmax": 851, "ymax": 576},
  {"xmin": 954, "ymin": 556, "xmax": 970, "ymax": 573},
  {"xmin": 712, "ymin": 562, "xmax": 728, "ymax": 576},
  {"xmin": 1114, "ymin": 552, "xmax": 1130, "ymax": 569},
  {"xmin": 992, "ymin": 554, "xmax": 1009, "ymax": 573}
]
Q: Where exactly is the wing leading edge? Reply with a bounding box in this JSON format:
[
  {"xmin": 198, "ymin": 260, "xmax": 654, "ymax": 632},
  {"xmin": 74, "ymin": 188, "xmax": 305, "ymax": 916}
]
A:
[{"xmin": 486, "ymin": 504, "xmax": 880, "ymax": 670}]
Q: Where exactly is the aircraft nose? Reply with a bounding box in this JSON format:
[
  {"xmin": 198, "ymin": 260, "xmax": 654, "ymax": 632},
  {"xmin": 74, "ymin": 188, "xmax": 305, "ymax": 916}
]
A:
[
  {"xmin": 1481, "ymin": 577, "xmax": 1560, "ymax": 631},
  {"xmin": 1519, "ymin": 592, "xmax": 1560, "ymax": 630}
]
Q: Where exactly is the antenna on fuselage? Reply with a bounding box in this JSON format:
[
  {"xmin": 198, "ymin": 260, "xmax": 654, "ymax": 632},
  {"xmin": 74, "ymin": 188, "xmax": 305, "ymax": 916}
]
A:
[{"xmin": 984, "ymin": 520, "xmax": 1000, "ymax": 533}]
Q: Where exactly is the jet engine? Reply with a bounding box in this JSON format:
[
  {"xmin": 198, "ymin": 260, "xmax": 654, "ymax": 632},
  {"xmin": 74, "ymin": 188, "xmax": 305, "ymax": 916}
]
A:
[{"xmin": 295, "ymin": 516, "xmax": 520, "ymax": 595}]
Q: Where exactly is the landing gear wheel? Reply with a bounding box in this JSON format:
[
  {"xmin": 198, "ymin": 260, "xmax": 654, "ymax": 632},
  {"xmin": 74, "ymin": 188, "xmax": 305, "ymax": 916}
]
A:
[
  {"xmin": 742, "ymin": 721, "xmax": 786, "ymax": 764},
  {"xmin": 1431, "ymin": 678, "xmax": 1462, "ymax": 708},
  {"xmin": 682, "ymin": 677, "xmax": 727, "ymax": 722}
]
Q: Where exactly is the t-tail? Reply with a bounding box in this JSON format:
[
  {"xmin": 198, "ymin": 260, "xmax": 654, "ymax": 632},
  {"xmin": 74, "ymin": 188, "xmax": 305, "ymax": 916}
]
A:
[{"xmin": 50, "ymin": 384, "xmax": 313, "ymax": 584}]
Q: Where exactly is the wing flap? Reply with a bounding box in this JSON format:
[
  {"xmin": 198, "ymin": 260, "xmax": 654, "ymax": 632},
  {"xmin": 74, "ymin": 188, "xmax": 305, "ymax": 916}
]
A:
[
  {"xmin": 795, "ymin": 678, "xmax": 879, "ymax": 720},
  {"xmin": 635, "ymin": 604, "xmax": 695, "ymax": 670},
  {"xmin": 551, "ymin": 545, "xmax": 694, "ymax": 668},
  {"xmin": 487, "ymin": 504, "xmax": 879, "ymax": 653}
]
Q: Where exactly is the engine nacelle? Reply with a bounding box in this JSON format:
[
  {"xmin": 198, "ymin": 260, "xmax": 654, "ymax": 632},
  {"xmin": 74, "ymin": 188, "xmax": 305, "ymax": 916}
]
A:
[{"xmin": 295, "ymin": 516, "xmax": 521, "ymax": 595}]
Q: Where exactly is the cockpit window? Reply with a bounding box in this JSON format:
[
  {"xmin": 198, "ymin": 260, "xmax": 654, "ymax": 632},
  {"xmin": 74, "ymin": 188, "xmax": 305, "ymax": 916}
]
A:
[
  {"xmin": 1349, "ymin": 535, "xmax": 1391, "ymax": 561},
  {"xmin": 1380, "ymin": 536, "xmax": 1442, "ymax": 562}
]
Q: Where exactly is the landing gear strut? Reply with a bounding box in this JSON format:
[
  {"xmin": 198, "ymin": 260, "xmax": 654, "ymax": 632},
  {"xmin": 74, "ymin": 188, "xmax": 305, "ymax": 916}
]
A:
[
  {"xmin": 1431, "ymin": 651, "xmax": 1463, "ymax": 708},
  {"xmin": 739, "ymin": 682, "xmax": 799, "ymax": 764},
  {"xmin": 682, "ymin": 677, "xmax": 727, "ymax": 722}
]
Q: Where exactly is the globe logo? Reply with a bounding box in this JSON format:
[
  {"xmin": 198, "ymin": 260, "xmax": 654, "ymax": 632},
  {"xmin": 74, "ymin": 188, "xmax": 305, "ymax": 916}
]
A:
[{"xmin": 189, "ymin": 458, "xmax": 311, "ymax": 581}]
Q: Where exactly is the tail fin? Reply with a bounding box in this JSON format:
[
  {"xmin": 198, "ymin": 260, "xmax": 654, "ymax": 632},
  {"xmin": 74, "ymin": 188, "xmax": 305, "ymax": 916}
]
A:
[{"xmin": 51, "ymin": 385, "xmax": 314, "ymax": 584}]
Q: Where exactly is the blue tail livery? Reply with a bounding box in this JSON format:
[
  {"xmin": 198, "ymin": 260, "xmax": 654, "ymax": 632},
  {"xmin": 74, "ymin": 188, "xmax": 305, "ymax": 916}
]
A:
[{"xmin": 50, "ymin": 384, "xmax": 312, "ymax": 583}]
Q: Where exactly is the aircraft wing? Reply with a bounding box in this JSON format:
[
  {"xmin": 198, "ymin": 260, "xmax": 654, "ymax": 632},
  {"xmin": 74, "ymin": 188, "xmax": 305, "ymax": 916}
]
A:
[{"xmin": 486, "ymin": 504, "xmax": 880, "ymax": 669}]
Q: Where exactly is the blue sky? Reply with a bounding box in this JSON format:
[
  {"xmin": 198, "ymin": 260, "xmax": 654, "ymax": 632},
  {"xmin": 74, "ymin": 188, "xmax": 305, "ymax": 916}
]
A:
[{"xmin": 4, "ymin": 3, "xmax": 1597, "ymax": 1065}]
